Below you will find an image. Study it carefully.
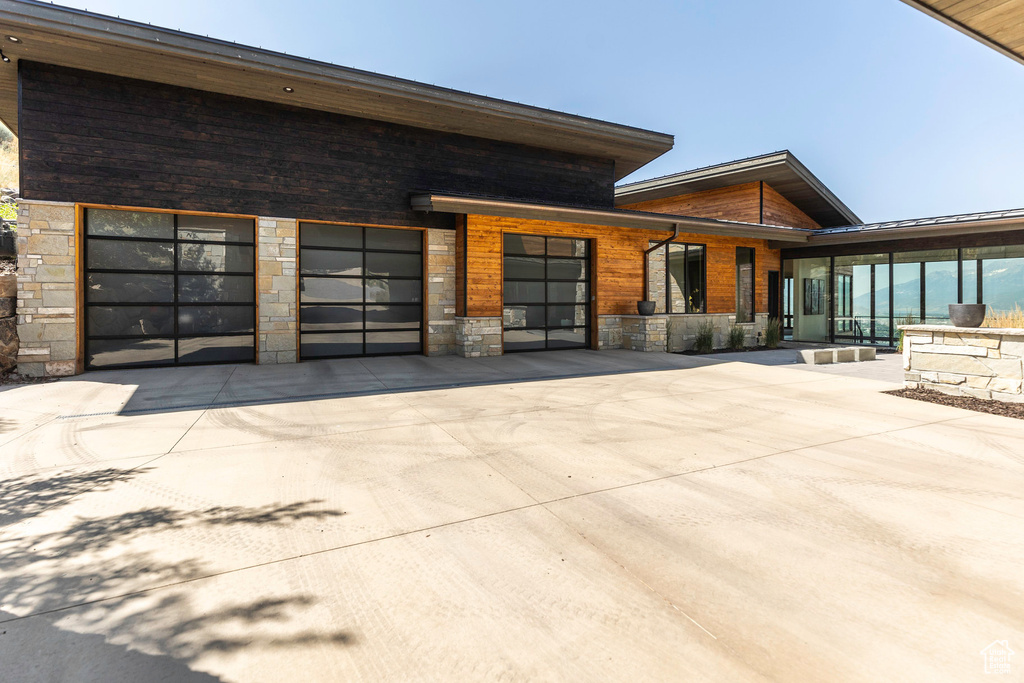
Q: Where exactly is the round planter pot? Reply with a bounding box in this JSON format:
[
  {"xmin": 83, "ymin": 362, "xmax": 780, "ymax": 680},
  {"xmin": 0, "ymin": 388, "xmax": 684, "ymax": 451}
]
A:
[
  {"xmin": 637, "ymin": 300, "xmax": 656, "ymax": 316},
  {"xmin": 948, "ymin": 303, "xmax": 987, "ymax": 327}
]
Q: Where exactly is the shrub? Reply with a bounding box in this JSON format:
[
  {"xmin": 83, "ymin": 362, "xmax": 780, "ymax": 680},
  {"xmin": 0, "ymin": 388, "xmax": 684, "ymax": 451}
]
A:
[
  {"xmin": 727, "ymin": 324, "xmax": 746, "ymax": 350},
  {"xmin": 983, "ymin": 305, "xmax": 1024, "ymax": 329},
  {"xmin": 693, "ymin": 320, "xmax": 714, "ymax": 354},
  {"xmin": 763, "ymin": 318, "xmax": 781, "ymax": 349}
]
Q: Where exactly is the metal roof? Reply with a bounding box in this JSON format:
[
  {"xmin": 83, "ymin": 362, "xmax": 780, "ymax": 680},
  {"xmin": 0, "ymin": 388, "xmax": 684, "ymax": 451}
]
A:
[
  {"xmin": 411, "ymin": 192, "xmax": 811, "ymax": 242},
  {"xmin": 614, "ymin": 151, "xmax": 860, "ymax": 228},
  {"xmin": 816, "ymin": 207, "xmax": 1024, "ymax": 235},
  {"xmin": 0, "ymin": 0, "xmax": 673, "ymax": 180}
]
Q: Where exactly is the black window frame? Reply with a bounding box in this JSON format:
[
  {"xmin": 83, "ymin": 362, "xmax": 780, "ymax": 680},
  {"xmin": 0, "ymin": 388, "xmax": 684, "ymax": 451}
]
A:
[
  {"xmin": 502, "ymin": 233, "xmax": 590, "ymax": 352},
  {"xmin": 298, "ymin": 223, "xmax": 424, "ymax": 360},
  {"xmin": 735, "ymin": 246, "xmax": 756, "ymax": 323},
  {"xmin": 664, "ymin": 242, "xmax": 707, "ymax": 314},
  {"xmin": 83, "ymin": 208, "xmax": 257, "ymax": 370}
]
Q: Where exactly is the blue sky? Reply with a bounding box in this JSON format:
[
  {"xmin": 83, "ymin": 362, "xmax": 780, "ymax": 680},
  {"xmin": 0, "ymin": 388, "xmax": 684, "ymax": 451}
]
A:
[{"xmin": 56, "ymin": 0, "xmax": 1024, "ymax": 224}]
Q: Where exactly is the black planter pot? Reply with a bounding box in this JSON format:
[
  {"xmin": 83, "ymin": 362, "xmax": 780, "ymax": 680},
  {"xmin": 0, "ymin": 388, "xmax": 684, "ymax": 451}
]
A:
[
  {"xmin": 948, "ymin": 303, "xmax": 987, "ymax": 327},
  {"xmin": 637, "ymin": 300, "xmax": 656, "ymax": 316}
]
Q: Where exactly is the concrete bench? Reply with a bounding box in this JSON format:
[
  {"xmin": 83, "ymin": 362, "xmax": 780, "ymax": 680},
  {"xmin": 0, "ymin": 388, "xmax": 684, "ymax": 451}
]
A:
[{"xmin": 798, "ymin": 347, "xmax": 876, "ymax": 365}]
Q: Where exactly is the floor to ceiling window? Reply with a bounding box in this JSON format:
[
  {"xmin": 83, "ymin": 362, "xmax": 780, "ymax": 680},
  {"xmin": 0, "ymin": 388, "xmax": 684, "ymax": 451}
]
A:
[
  {"xmin": 735, "ymin": 247, "xmax": 755, "ymax": 323},
  {"xmin": 666, "ymin": 243, "xmax": 706, "ymax": 313}
]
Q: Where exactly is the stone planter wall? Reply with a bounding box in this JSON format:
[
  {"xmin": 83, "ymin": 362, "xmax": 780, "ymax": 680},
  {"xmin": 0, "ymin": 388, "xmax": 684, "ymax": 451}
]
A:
[
  {"xmin": 666, "ymin": 313, "xmax": 768, "ymax": 352},
  {"xmin": 621, "ymin": 315, "xmax": 668, "ymax": 352},
  {"xmin": 902, "ymin": 325, "xmax": 1024, "ymax": 402},
  {"xmin": 455, "ymin": 316, "xmax": 502, "ymax": 357},
  {"xmin": 0, "ymin": 273, "xmax": 18, "ymax": 373}
]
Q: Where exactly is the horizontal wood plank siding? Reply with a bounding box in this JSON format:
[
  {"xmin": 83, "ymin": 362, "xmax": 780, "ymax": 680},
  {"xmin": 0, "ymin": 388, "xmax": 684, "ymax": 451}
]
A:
[
  {"xmin": 467, "ymin": 215, "xmax": 778, "ymax": 317},
  {"xmin": 617, "ymin": 182, "xmax": 762, "ymax": 224},
  {"xmin": 760, "ymin": 183, "xmax": 821, "ymax": 230},
  {"xmin": 19, "ymin": 62, "xmax": 615, "ymax": 228}
]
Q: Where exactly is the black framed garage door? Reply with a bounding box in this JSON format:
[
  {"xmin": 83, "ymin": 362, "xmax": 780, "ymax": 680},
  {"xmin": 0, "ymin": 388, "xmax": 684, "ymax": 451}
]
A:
[
  {"xmin": 84, "ymin": 208, "xmax": 256, "ymax": 369},
  {"xmin": 298, "ymin": 223, "xmax": 423, "ymax": 359},
  {"xmin": 503, "ymin": 233, "xmax": 590, "ymax": 352}
]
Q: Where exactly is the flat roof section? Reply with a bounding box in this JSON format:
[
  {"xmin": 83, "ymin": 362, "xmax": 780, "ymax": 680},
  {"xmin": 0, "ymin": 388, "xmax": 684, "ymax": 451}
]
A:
[
  {"xmin": 614, "ymin": 151, "xmax": 861, "ymax": 228},
  {"xmin": 411, "ymin": 192, "xmax": 811, "ymax": 242},
  {"xmin": 0, "ymin": 0, "xmax": 673, "ymax": 180}
]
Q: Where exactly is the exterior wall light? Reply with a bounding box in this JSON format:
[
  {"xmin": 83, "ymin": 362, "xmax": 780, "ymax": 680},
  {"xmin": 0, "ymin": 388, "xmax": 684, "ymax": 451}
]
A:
[
  {"xmin": 0, "ymin": 51, "xmax": 9, "ymax": 63},
  {"xmin": 283, "ymin": 86, "xmax": 294, "ymax": 93},
  {"xmin": 6, "ymin": 36, "xmax": 19, "ymax": 43}
]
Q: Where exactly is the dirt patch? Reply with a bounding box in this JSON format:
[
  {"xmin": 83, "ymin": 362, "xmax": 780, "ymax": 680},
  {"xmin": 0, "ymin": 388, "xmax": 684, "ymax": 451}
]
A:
[{"xmin": 885, "ymin": 387, "xmax": 1024, "ymax": 420}]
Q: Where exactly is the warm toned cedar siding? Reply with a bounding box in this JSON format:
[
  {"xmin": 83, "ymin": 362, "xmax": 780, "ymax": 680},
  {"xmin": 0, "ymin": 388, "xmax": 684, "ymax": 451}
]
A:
[
  {"xmin": 618, "ymin": 182, "xmax": 763, "ymax": 223},
  {"xmin": 760, "ymin": 184, "xmax": 822, "ymax": 230},
  {"xmin": 18, "ymin": 61, "xmax": 616, "ymax": 228},
  {"xmin": 465, "ymin": 215, "xmax": 779, "ymax": 317}
]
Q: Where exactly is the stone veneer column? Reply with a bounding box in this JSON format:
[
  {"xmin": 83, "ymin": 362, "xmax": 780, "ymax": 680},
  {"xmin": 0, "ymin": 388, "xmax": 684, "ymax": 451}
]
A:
[
  {"xmin": 455, "ymin": 317, "xmax": 503, "ymax": 357},
  {"xmin": 16, "ymin": 200, "xmax": 78, "ymax": 377},
  {"xmin": 621, "ymin": 315, "xmax": 668, "ymax": 352},
  {"xmin": 257, "ymin": 217, "xmax": 297, "ymax": 364},
  {"xmin": 426, "ymin": 228, "xmax": 456, "ymax": 355}
]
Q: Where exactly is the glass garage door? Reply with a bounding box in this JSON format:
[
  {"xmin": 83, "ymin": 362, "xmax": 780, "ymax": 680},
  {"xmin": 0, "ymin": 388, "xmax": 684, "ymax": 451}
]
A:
[
  {"xmin": 298, "ymin": 223, "xmax": 423, "ymax": 359},
  {"xmin": 84, "ymin": 208, "xmax": 256, "ymax": 369},
  {"xmin": 503, "ymin": 233, "xmax": 590, "ymax": 352}
]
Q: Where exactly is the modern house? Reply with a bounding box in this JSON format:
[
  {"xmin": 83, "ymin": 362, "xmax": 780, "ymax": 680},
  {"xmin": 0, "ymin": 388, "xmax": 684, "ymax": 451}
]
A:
[{"xmin": 3, "ymin": 0, "xmax": 1023, "ymax": 377}]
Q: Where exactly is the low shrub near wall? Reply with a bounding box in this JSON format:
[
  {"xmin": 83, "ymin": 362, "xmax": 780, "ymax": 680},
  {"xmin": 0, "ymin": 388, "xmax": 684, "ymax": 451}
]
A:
[{"xmin": 984, "ymin": 305, "xmax": 1024, "ymax": 329}]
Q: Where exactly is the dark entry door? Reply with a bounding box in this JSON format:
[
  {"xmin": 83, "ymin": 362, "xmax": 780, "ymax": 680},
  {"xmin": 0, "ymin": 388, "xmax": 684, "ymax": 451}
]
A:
[
  {"xmin": 502, "ymin": 233, "xmax": 590, "ymax": 352},
  {"xmin": 83, "ymin": 208, "xmax": 257, "ymax": 369},
  {"xmin": 768, "ymin": 270, "xmax": 781, "ymax": 320},
  {"xmin": 298, "ymin": 223, "xmax": 423, "ymax": 359}
]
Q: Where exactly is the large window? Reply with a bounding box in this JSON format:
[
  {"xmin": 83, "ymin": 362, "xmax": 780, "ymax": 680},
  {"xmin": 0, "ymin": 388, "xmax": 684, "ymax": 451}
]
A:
[
  {"xmin": 298, "ymin": 224, "xmax": 423, "ymax": 359},
  {"xmin": 963, "ymin": 245, "xmax": 1024, "ymax": 313},
  {"xmin": 833, "ymin": 253, "xmax": 889, "ymax": 344},
  {"xmin": 84, "ymin": 208, "xmax": 256, "ymax": 369},
  {"xmin": 735, "ymin": 247, "xmax": 755, "ymax": 323},
  {"xmin": 666, "ymin": 243, "xmax": 706, "ymax": 313}
]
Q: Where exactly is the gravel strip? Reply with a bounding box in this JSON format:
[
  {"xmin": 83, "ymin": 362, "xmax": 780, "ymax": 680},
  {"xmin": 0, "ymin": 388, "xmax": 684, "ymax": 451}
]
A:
[{"xmin": 885, "ymin": 387, "xmax": 1024, "ymax": 420}]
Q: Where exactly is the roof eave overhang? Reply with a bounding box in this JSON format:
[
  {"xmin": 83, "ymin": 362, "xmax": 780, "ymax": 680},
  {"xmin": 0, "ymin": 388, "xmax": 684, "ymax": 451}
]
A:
[
  {"xmin": 899, "ymin": 0, "xmax": 1024, "ymax": 67},
  {"xmin": 412, "ymin": 193, "xmax": 811, "ymax": 243},
  {"xmin": 769, "ymin": 217, "xmax": 1024, "ymax": 250},
  {"xmin": 0, "ymin": 0, "xmax": 673, "ymax": 179}
]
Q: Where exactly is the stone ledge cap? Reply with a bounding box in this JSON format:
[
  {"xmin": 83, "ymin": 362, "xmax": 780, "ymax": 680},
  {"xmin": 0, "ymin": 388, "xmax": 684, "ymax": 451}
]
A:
[{"xmin": 899, "ymin": 324, "xmax": 1024, "ymax": 336}]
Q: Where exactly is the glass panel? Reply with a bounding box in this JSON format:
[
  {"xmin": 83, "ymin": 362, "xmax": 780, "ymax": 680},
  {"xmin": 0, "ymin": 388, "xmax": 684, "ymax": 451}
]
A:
[
  {"xmin": 791, "ymin": 257, "xmax": 829, "ymax": 342},
  {"xmin": 365, "ymin": 252, "xmax": 421, "ymax": 278},
  {"xmin": 892, "ymin": 262, "xmax": 921, "ymax": 324},
  {"xmin": 735, "ymin": 247, "xmax": 754, "ymax": 323},
  {"xmin": 833, "ymin": 253, "xmax": 889, "ymax": 343},
  {"xmin": 88, "ymin": 239, "xmax": 174, "ymax": 271},
  {"xmin": 546, "ymin": 238, "xmax": 587, "ymax": 258},
  {"xmin": 177, "ymin": 215, "xmax": 254, "ymax": 243},
  {"xmin": 365, "ymin": 331, "xmax": 420, "ymax": 354},
  {"xmin": 547, "ymin": 281, "xmax": 587, "ymax": 304},
  {"xmin": 503, "ymin": 233, "xmax": 545, "ymax": 256},
  {"xmin": 875, "ymin": 263, "xmax": 891, "ymax": 343},
  {"xmin": 503, "ymin": 328, "xmax": 545, "ymax": 351},
  {"xmin": 300, "ymin": 223, "xmax": 362, "ymax": 249},
  {"xmin": 87, "ymin": 273, "xmax": 174, "ymax": 303},
  {"xmin": 504, "ymin": 256, "xmax": 544, "ymax": 280},
  {"xmin": 685, "ymin": 246, "xmax": 705, "ymax": 313},
  {"xmin": 87, "ymin": 209, "xmax": 174, "ymax": 239},
  {"xmin": 547, "ymin": 305, "xmax": 586, "ymax": 328},
  {"xmin": 548, "ymin": 258, "xmax": 586, "ymax": 281},
  {"xmin": 178, "ymin": 306, "xmax": 254, "ymax": 335},
  {"xmin": 177, "ymin": 243, "xmax": 254, "ymax": 273},
  {"xmin": 88, "ymin": 338, "xmax": 175, "ymax": 368},
  {"xmin": 87, "ymin": 305, "xmax": 174, "ymax": 337},
  {"xmin": 503, "ymin": 305, "xmax": 544, "ymax": 328},
  {"xmin": 924, "ymin": 259, "xmax": 958, "ymax": 324},
  {"xmin": 365, "ymin": 278, "xmax": 422, "ymax": 304},
  {"xmin": 967, "ymin": 246, "xmax": 1024, "ymax": 315},
  {"xmin": 962, "ymin": 259, "xmax": 978, "ymax": 305},
  {"xmin": 300, "ymin": 249, "xmax": 362, "ymax": 277},
  {"xmin": 300, "ymin": 305, "xmax": 363, "ymax": 331},
  {"xmin": 548, "ymin": 327, "xmax": 587, "ymax": 348},
  {"xmin": 176, "ymin": 336, "xmax": 254, "ymax": 363},
  {"xmin": 505, "ymin": 280, "xmax": 545, "ymax": 304},
  {"xmin": 300, "ymin": 332, "xmax": 363, "ymax": 358},
  {"xmin": 365, "ymin": 228, "xmax": 421, "ymax": 252},
  {"xmin": 178, "ymin": 274, "xmax": 253, "ymax": 303},
  {"xmin": 300, "ymin": 277, "xmax": 362, "ymax": 303},
  {"xmin": 365, "ymin": 305, "xmax": 420, "ymax": 330}
]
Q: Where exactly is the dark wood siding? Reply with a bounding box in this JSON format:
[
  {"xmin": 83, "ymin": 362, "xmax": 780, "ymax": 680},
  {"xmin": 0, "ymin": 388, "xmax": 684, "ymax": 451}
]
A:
[{"xmin": 18, "ymin": 62, "xmax": 616, "ymax": 229}]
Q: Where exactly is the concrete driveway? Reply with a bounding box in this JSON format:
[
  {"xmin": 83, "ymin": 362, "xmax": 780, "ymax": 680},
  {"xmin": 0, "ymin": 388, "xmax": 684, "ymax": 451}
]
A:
[{"xmin": 0, "ymin": 349, "xmax": 1021, "ymax": 682}]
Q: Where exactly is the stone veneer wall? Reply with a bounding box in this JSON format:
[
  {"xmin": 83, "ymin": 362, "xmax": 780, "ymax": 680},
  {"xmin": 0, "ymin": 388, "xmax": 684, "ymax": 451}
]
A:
[
  {"xmin": 621, "ymin": 315, "xmax": 668, "ymax": 352},
  {"xmin": 902, "ymin": 325, "xmax": 1024, "ymax": 402},
  {"xmin": 0, "ymin": 274, "xmax": 18, "ymax": 372},
  {"xmin": 647, "ymin": 243, "xmax": 667, "ymax": 313},
  {"xmin": 426, "ymin": 229, "xmax": 456, "ymax": 356},
  {"xmin": 257, "ymin": 217, "xmax": 297, "ymax": 364},
  {"xmin": 667, "ymin": 313, "xmax": 768, "ymax": 352},
  {"xmin": 16, "ymin": 200, "xmax": 77, "ymax": 377},
  {"xmin": 455, "ymin": 316, "xmax": 503, "ymax": 357},
  {"xmin": 597, "ymin": 315, "xmax": 623, "ymax": 350}
]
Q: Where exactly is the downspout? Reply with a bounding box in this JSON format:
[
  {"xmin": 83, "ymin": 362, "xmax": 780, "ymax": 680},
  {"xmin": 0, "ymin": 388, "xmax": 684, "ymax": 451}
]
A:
[{"xmin": 642, "ymin": 223, "xmax": 679, "ymax": 301}]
